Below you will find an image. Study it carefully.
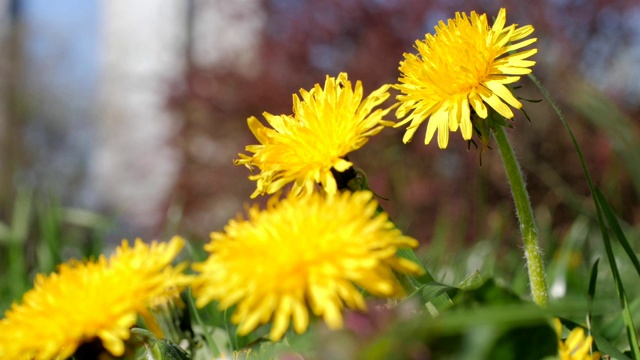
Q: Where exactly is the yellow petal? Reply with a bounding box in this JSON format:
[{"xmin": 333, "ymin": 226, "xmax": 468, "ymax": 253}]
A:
[
  {"xmin": 491, "ymin": 8, "xmax": 507, "ymax": 34},
  {"xmin": 333, "ymin": 158, "xmax": 353, "ymax": 172},
  {"xmin": 478, "ymin": 88, "xmax": 514, "ymax": 119},
  {"xmin": 484, "ymin": 81, "xmax": 522, "ymax": 109},
  {"xmin": 434, "ymin": 111, "xmax": 450, "ymax": 149},
  {"xmin": 469, "ymin": 92, "xmax": 488, "ymax": 118}
]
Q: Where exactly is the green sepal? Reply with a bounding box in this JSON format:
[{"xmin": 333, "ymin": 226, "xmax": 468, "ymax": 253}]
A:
[
  {"xmin": 149, "ymin": 339, "xmax": 191, "ymax": 360},
  {"xmin": 131, "ymin": 328, "xmax": 191, "ymax": 360}
]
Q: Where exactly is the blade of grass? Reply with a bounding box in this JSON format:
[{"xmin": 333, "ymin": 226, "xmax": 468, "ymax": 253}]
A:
[
  {"xmin": 529, "ymin": 74, "xmax": 640, "ymax": 359},
  {"xmin": 562, "ymin": 317, "xmax": 632, "ymax": 360},
  {"xmin": 547, "ymin": 216, "xmax": 590, "ymax": 299},
  {"xmin": 567, "ymin": 83, "xmax": 640, "ymax": 196},
  {"xmin": 594, "ymin": 187, "xmax": 640, "ymax": 277},
  {"xmin": 416, "ymin": 302, "xmax": 550, "ymax": 337},
  {"xmin": 527, "ymin": 75, "xmax": 595, "ymax": 196},
  {"xmin": 7, "ymin": 188, "xmax": 32, "ymax": 299},
  {"xmin": 11, "ymin": 188, "xmax": 32, "ymax": 242},
  {"xmin": 184, "ymin": 288, "xmax": 220, "ymax": 357},
  {"xmin": 586, "ymin": 259, "xmax": 602, "ymax": 360},
  {"xmin": 594, "ymin": 189, "xmax": 640, "ymax": 359},
  {"xmin": 0, "ymin": 220, "xmax": 10, "ymax": 244},
  {"xmin": 591, "ymin": 332, "xmax": 633, "ymax": 360},
  {"xmin": 62, "ymin": 208, "xmax": 111, "ymax": 259},
  {"xmin": 0, "ymin": 219, "xmax": 10, "ymax": 310},
  {"xmin": 586, "ymin": 258, "xmax": 599, "ymax": 330},
  {"xmin": 36, "ymin": 196, "xmax": 62, "ymax": 274}
]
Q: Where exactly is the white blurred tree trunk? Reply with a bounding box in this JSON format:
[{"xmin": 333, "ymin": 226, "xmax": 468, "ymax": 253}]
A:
[
  {"xmin": 94, "ymin": 1, "xmax": 188, "ymax": 232},
  {"xmin": 94, "ymin": 0, "xmax": 263, "ymax": 234}
]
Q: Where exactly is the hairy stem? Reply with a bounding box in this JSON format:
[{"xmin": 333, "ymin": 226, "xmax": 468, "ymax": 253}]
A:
[{"xmin": 494, "ymin": 124, "xmax": 548, "ymax": 307}]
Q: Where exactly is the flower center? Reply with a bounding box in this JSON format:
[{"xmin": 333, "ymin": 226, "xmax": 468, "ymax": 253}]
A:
[{"xmin": 422, "ymin": 17, "xmax": 496, "ymax": 97}]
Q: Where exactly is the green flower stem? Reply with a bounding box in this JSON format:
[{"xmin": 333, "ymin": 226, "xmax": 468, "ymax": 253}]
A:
[{"xmin": 493, "ymin": 124, "xmax": 548, "ymax": 307}]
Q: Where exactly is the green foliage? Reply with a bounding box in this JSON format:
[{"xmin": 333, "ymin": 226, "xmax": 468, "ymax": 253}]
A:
[
  {"xmin": 531, "ymin": 73, "xmax": 640, "ymax": 359},
  {"xmin": 0, "ymin": 190, "xmax": 112, "ymax": 312},
  {"xmin": 299, "ymin": 278, "xmax": 557, "ymax": 360},
  {"xmin": 594, "ymin": 188, "xmax": 640, "ymax": 358},
  {"xmin": 2, "ymin": 74, "xmax": 640, "ymax": 360}
]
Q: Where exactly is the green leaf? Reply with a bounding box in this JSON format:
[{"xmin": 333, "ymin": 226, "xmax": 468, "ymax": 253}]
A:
[
  {"xmin": 184, "ymin": 289, "xmax": 221, "ymax": 357},
  {"xmin": 149, "ymin": 339, "xmax": 191, "ymax": 360},
  {"xmin": 132, "ymin": 328, "xmax": 192, "ymax": 360},
  {"xmin": 594, "ymin": 188, "xmax": 640, "ymax": 278},
  {"xmin": 587, "ymin": 258, "xmax": 599, "ymax": 327},
  {"xmin": 355, "ymin": 302, "xmax": 555, "ymax": 360},
  {"xmin": 529, "ymin": 73, "xmax": 640, "ymax": 359},
  {"xmin": 35, "ymin": 196, "xmax": 63, "ymax": 274},
  {"xmin": 408, "ymin": 272, "xmax": 485, "ymax": 313},
  {"xmin": 594, "ymin": 189, "xmax": 640, "ymax": 359},
  {"xmin": 231, "ymin": 328, "xmax": 314, "ymax": 360},
  {"xmin": 591, "ymin": 332, "xmax": 632, "ymax": 360},
  {"xmin": 10, "ymin": 188, "xmax": 32, "ymax": 243},
  {"xmin": 452, "ymin": 278, "xmax": 523, "ymax": 307},
  {"xmin": 375, "ymin": 199, "xmax": 452, "ymax": 310},
  {"xmin": 414, "ymin": 281, "xmax": 457, "ymax": 305},
  {"xmin": 396, "ymin": 247, "xmax": 436, "ymax": 284},
  {"xmin": 0, "ymin": 220, "xmax": 10, "ymax": 244},
  {"xmin": 486, "ymin": 324, "xmax": 557, "ymax": 360},
  {"xmin": 5, "ymin": 188, "xmax": 32, "ymax": 300},
  {"xmin": 458, "ymin": 270, "xmax": 485, "ymax": 290}
]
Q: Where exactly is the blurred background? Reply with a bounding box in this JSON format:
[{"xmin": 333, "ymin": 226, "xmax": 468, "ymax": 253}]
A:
[{"xmin": 0, "ymin": 0, "xmax": 639, "ymax": 299}]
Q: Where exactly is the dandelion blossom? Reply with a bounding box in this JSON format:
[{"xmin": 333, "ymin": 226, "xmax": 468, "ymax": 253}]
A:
[
  {"xmin": 192, "ymin": 191, "xmax": 423, "ymax": 341},
  {"xmin": 555, "ymin": 319, "xmax": 601, "ymax": 360},
  {"xmin": 0, "ymin": 237, "xmax": 190, "ymax": 360},
  {"xmin": 395, "ymin": 8, "xmax": 537, "ymax": 148},
  {"xmin": 235, "ymin": 72, "xmax": 394, "ymax": 198}
]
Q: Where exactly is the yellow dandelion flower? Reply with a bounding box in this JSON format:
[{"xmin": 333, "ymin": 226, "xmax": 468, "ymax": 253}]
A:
[
  {"xmin": 191, "ymin": 191, "xmax": 423, "ymax": 341},
  {"xmin": 395, "ymin": 8, "xmax": 537, "ymax": 148},
  {"xmin": 235, "ymin": 72, "xmax": 394, "ymax": 198},
  {"xmin": 0, "ymin": 236, "xmax": 189, "ymax": 360},
  {"xmin": 555, "ymin": 319, "xmax": 601, "ymax": 360},
  {"xmin": 111, "ymin": 237, "xmax": 192, "ymax": 310}
]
